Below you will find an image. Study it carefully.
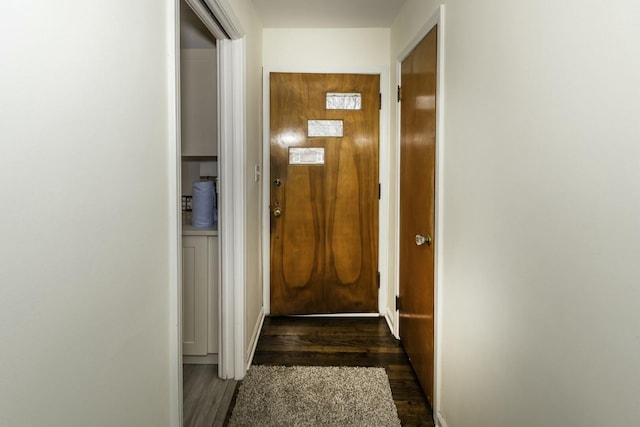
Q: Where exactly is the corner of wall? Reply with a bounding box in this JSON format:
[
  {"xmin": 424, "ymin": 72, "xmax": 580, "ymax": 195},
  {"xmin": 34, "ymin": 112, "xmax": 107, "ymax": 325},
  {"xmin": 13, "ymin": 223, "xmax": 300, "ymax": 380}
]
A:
[
  {"xmin": 245, "ymin": 307, "xmax": 265, "ymax": 371},
  {"xmin": 385, "ymin": 307, "xmax": 399, "ymax": 339},
  {"xmin": 437, "ymin": 412, "xmax": 450, "ymax": 427}
]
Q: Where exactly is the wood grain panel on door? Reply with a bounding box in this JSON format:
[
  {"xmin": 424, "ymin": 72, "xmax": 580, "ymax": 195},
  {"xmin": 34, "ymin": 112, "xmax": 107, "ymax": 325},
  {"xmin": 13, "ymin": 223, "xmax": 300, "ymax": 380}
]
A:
[
  {"xmin": 270, "ymin": 73, "xmax": 379, "ymax": 315},
  {"xmin": 399, "ymin": 26, "xmax": 438, "ymax": 405}
]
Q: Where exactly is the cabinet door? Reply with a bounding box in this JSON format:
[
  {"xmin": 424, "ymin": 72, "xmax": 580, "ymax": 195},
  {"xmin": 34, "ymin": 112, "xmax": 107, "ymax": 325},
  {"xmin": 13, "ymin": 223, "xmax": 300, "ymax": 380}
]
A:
[
  {"xmin": 181, "ymin": 49, "xmax": 217, "ymax": 157},
  {"xmin": 182, "ymin": 236, "xmax": 208, "ymax": 356},
  {"xmin": 207, "ymin": 236, "xmax": 219, "ymax": 354}
]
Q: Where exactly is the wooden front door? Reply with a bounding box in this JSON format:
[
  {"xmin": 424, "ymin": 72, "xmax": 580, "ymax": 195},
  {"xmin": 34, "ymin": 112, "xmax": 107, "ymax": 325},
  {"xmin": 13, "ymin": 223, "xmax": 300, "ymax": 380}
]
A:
[
  {"xmin": 399, "ymin": 26, "xmax": 438, "ymax": 405},
  {"xmin": 270, "ymin": 72, "xmax": 379, "ymax": 316}
]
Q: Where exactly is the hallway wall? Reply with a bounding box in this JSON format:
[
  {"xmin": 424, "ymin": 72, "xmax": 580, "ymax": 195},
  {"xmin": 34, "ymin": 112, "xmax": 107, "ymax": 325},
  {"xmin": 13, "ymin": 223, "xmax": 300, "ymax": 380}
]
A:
[
  {"xmin": 263, "ymin": 28, "xmax": 390, "ymax": 69},
  {"xmin": 0, "ymin": 1, "xmax": 174, "ymax": 425},
  {"xmin": 392, "ymin": 1, "xmax": 640, "ymax": 426},
  {"xmin": 225, "ymin": 0, "xmax": 266, "ymax": 373}
]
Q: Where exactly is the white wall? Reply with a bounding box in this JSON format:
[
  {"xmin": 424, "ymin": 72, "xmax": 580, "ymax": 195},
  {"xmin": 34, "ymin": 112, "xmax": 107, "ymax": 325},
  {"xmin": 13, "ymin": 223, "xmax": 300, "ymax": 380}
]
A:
[
  {"xmin": 0, "ymin": 1, "xmax": 174, "ymax": 426},
  {"xmin": 263, "ymin": 28, "xmax": 390, "ymax": 69},
  {"xmin": 392, "ymin": 1, "xmax": 640, "ymax": 426}
]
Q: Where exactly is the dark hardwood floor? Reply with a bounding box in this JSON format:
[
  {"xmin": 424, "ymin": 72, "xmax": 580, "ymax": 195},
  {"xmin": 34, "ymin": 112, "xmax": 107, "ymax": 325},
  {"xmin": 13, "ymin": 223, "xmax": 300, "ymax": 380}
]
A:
[{"xmin": 244, "ymin": 316, "xmax": 434, "ymax": 427}]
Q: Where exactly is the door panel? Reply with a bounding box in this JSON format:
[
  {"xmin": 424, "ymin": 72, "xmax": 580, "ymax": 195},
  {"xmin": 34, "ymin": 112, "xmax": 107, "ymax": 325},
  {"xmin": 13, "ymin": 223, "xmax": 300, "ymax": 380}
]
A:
[
  {"xmin": 270, "ymin": 73, "xmax": 379, "ymax": 315},
  {"xmin": 332, "ymin": 140, "xmax": 361, "ymax": 284},
  {"xmin": 182, "ymin": 236, "xmax": 208, "ymax": 356},
  {"xmin": 281, "ymin": 167, "xmax": 315, "ymax": 287},
  {"xmin": 399, "ymin": 27, "xmax": 438, "ymax": 405}
]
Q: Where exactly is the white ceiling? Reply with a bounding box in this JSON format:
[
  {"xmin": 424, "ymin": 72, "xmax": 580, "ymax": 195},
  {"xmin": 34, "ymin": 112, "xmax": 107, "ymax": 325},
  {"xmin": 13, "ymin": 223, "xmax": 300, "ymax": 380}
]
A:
[{"xmin": 250, "ymin": 0, "xmax": 407, "ymax": 28}]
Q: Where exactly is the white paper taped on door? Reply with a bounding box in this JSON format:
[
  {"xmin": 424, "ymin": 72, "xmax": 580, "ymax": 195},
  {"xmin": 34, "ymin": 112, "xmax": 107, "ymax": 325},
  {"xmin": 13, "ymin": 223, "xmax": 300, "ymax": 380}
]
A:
[
  {"xmin": 289, "ymin": 147, "xmax": 325, "ymax": 165},
  {"xmin": 326, "ymin": 93, "xmax": 362, "ymax": 110},
  {"xmin": 307, "ymin": 120, "xmax": 343, "ymax": 137}
]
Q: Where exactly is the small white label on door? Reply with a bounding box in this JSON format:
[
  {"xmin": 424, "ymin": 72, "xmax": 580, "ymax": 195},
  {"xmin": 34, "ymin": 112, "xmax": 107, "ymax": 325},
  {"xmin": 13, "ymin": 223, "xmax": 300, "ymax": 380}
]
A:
[
  {"xmin": 308, "ymin": 120, "xmax": 343, "ymax": 137},
  {"xmin": 289, "ymin": 147, "xmax": 325, "ymax": 165}
]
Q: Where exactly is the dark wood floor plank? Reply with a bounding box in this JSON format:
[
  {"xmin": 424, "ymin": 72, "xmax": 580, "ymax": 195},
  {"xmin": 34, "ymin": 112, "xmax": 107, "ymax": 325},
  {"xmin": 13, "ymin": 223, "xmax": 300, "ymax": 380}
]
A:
[{"xmin": 245, "ymin": 316, "xmax": 434, "ymax": 426}]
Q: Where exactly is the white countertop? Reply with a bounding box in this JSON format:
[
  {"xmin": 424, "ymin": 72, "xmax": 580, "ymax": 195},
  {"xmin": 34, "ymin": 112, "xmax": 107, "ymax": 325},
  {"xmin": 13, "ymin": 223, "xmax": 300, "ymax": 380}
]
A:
[{"xmin": 182, "ymin": 213, "xmax": 218, "ymax": 236}]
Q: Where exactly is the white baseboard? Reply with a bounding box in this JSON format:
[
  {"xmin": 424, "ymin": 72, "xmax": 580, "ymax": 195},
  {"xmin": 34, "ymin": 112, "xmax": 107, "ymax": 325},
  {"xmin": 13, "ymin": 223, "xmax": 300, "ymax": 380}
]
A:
[
  {"xmin": 246, "ymin": 307, "xmax": 265, "ymax": 371},
  {"xmin": 437, "ymin": 411, "xmax": 449, "ymax": 427},
  {"xmin": 183, "ymin": 354, "xmax": 218, "ymax": 365},
  {"xmin": 385, "ymin": 307, "xmax": 399, "ymax": 339}
]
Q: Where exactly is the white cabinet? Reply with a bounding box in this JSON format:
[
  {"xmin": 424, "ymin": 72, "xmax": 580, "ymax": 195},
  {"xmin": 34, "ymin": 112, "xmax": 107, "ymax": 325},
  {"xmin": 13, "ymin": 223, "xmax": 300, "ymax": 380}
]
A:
[
  {"xmin": 180, "ymin": 48, "xmax": 217, "ymax": 157},
  {"xmin": 182, "ymin": 235, "xmax": 218, "ymax": 356},
  {"xmin": 206, "ymin": 236, "xmax": 219, "ymax": 354}
]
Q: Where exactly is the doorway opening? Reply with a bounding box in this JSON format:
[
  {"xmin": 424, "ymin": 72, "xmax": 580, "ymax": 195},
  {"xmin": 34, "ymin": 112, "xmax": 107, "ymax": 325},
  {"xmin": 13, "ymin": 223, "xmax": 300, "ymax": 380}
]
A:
[
  {"xmin": 179, "ymin": 1, "xmax": 231, "ymax": 424},
  {"xmin": 173, "ymin": 0, "xmax": 247, "ymax": 423},
  {"xmin": 179, "ymin": 0, "xmax": 220, "ymax": 365}
]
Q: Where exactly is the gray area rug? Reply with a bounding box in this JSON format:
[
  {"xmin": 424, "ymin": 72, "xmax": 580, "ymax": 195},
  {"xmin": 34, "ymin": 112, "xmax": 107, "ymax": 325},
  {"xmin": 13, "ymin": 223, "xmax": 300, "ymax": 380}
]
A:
[{"xmin": 229, "ymin": 365, "xmax": 401, "ymax": 426}]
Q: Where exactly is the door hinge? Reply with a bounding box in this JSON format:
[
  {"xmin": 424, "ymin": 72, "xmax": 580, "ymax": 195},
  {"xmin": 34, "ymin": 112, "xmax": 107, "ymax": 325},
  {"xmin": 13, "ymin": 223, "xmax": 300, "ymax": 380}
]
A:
[
  {"xmin": 377, "ymin": 271, "xmax": 380, "ymax": 289},
  {"xmin": 397, "ymin": 85, "xmax": 402, "ymax": 102},
  {"xmin": 395, "ymin": 295, "xmax": 400, "ymax": 311},
  {"xmin": 379, "ymin": 93, "xmax": 382, "ymax": 110},
  {"xmin": 378, "ymin": 183, "xmax": 381, "ymax": 200}
]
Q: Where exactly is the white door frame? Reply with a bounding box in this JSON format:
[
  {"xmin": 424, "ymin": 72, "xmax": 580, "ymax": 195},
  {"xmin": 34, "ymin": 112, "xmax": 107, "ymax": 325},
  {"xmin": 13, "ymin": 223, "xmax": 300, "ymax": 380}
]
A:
[
  {"xmin": 261, "ymin": 67, "xmax": 391, "ymax": 317},
  {"xmin": 217, "ymin": 36, "xmax": 247, "ymax": 380},
  {"xmin": 394, "ymin": 5, "xmax": 446, "ymax": 427},
  {"xmin": 169, "ymin": 0, "xmax": 246, "ymax": 425}
]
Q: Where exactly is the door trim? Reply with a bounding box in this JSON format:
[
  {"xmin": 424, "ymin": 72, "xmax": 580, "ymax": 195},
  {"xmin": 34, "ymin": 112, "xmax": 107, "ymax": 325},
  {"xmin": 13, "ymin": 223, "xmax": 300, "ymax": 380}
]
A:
[
  {"xmin": 394, "ymin": 5, "xmax": 445, "ymax": 425},
  {"xmin": 217, "ymin": 36, "xmax": 247, "ymax": 381},
  {"xmin": 261, "ymin": 66, "xmax": 391, "ymax": 317},
  {"xmin": 168, "ymin": 3, "xmax": 180, "ymax": 425}
]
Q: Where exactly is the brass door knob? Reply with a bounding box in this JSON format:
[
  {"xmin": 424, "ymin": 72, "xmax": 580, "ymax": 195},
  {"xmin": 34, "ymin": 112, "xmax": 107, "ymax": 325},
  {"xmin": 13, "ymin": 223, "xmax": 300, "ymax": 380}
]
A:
[
  {"xmin": 273, "ymin": 207, "xmax": 283, "ymax": 217},
  {"xmin": 415, "ymin": 234, "xmax": 432, "ymax": 246}
]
